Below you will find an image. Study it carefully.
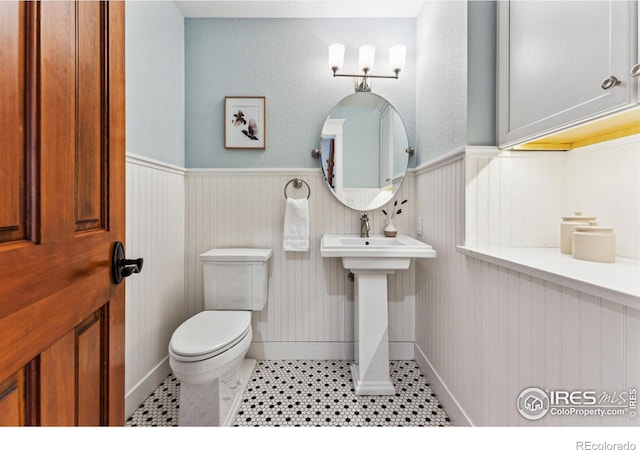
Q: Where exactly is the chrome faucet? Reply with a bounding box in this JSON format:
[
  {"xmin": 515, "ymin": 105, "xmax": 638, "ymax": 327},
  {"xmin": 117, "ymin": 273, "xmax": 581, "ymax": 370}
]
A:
[{"xmin": 360, "ymin": 213, "xmax": 370, "ymax": 238}]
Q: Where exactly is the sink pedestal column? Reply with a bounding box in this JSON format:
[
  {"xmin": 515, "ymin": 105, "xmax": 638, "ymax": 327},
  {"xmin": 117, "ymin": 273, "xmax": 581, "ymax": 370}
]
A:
[{"xmin": 351, "ymin": 269, "xmax": 396, "ymax": 395}]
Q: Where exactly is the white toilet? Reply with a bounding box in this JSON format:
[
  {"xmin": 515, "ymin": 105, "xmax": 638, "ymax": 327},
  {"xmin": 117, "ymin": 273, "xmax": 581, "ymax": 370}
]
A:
[{"xmin": 169, "ymin": 248, "xmax": 272, "ymax": 426}]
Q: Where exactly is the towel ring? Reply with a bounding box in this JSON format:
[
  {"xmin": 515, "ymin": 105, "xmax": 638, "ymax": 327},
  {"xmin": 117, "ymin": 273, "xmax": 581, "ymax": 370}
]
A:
[{"xmin": 284, "ymin": 178, "xmax": 310, "ymax": 199}]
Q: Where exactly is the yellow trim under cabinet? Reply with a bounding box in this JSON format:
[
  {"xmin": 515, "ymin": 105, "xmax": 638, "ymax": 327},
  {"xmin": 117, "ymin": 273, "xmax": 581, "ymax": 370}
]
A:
[
  {"xmin": 514, "ymin": 142, "xmax": 573, "ymax": 151},
  {"xmin": 513, "ymin": 107, "xmax": 640, "ymax": 151}
]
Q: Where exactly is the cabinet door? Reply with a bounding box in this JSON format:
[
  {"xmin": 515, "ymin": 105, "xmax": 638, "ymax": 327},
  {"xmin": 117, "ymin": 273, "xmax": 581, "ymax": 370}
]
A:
[{"xmin": 498, "ymin": 0, "xmax": 636, "ymax": 148}]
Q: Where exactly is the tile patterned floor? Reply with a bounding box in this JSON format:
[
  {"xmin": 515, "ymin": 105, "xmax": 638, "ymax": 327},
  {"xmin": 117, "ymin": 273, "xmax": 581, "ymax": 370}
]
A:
[
  {"xmin": 126, "ymin": 373, "xmax": 180, "ymax": 426},
  {"xmin": 126, "ymin": 360, "xmax": 451, "ymax": 427}
]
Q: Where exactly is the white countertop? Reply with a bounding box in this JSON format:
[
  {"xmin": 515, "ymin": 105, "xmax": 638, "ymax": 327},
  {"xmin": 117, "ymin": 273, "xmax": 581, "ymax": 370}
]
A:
[{"xmin": 457, "ymin": 246, "xmax": 640, "ymax": 310}]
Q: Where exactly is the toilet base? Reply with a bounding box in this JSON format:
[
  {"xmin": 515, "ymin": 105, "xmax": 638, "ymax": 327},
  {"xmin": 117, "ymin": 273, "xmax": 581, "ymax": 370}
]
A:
[
  {"xmin": 178, "ymin": 358, "xmax": 256, "ymax": 427},
  {"xmin": 222, "ymin": 358, "xmax": 256, "ymax": 426}
]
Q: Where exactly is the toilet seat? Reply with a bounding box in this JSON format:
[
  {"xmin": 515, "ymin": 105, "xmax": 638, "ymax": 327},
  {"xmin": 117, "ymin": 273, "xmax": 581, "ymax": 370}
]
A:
[{"xmin": 169, "ymin": 310, "xmax": 251, "ymax": 362}]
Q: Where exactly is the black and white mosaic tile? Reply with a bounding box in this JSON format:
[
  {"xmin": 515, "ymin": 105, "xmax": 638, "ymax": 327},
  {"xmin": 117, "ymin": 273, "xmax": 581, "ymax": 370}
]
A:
[
  {"xmin": 235, "ymin": 360, "xmax": 451, "ymax": 427},
  {"xmin": 126, "ymin": 360, "xmax": 451, "ymax": 427},
  {"xmin": 126, "ymin": 374, "xmax": 180, "ymax": 426}
]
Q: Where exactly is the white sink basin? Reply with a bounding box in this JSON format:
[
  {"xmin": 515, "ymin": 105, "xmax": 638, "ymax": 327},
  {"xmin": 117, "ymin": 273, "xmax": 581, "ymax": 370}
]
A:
[{"xmin": 321, "ymin": 234, "xmax": 436, "ymax": 270}]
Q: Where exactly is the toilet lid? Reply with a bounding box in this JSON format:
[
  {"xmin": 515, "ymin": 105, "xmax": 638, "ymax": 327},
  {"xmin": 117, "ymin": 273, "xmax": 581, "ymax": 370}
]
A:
[
  {"xmin": 200, "ymin": 248, "xmax": 272, "ymax": 262},
  {"xmin": 170, "ymin": 311, "xmax": 251, "ymax": 359}
]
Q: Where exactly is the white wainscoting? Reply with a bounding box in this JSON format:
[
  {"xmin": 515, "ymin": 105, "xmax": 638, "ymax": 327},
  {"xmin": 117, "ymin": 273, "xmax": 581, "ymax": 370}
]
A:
[
  {"xmin": 414, "ymin": 147, "xmax": 640, "ymax": 426},
  {"xmin": 184, "ymin": 168, "xmax": 416, "ymax": 360},
  {"xmin": 125, "ymin": 154, "xmax": 186, "ymax": 418}
]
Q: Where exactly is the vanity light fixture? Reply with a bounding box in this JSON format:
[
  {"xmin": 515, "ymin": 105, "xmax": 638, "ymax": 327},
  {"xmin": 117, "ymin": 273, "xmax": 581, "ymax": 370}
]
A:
[{"xmin": 328, "ymin": 43, "xmax": 406, "ymax": 92}]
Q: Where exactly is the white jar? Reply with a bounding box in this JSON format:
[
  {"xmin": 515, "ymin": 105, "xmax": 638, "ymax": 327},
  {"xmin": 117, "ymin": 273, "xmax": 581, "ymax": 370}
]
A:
[
  {"xmin": 560, "ymin": 212, "xmax": 596, "ymax": 254},
  {"xmin": 571, "ymin": 226, "xmax": 615, "ymax": 263}
]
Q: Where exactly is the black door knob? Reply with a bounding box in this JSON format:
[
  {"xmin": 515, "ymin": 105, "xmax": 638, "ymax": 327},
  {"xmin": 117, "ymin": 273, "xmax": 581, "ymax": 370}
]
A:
[{"xmin": 111, "ymin": 241, "xmax": 143, "ymax": 284}]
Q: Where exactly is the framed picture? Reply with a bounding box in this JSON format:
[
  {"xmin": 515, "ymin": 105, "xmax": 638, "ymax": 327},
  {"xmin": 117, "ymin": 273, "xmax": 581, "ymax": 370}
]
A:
[{"xmin": 224, "ymin": 96, "xmax": 266, "ymax": 149}]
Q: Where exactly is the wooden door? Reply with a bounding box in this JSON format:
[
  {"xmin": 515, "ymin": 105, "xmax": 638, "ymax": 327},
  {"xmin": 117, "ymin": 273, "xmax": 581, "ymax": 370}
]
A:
[{"xmin": 0, "ymin": 1, "xmax": 125, "ymax": 426}]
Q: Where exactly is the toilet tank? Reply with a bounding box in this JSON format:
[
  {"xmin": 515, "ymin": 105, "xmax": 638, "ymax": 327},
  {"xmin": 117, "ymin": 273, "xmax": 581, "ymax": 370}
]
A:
[{"xmin": 200, "ymin": 248, "xmax": 272, "ymax": 311}]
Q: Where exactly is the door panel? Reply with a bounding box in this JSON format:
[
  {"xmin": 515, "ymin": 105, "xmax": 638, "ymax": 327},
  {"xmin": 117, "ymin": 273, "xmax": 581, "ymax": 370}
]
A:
[
  {"xmin": 0, "ymin": 2, "xmax": 26, "ymax": 244},
  {"xmin": 0, "ymin": 1, "xmax": 125, "ymax": 426},
  {"xmin": 76, "ymin": 1, "xmax": 106, "ymax": 232},
  {"xmin": 40, "ymin": 309, "xmax": 107, "ymax": 426},
  {"xmin": 39, "ymin": 0, "xmax": 76, "ymax": 243},
  {"xmin": 40, "ymin": 330, "xmax": 76, "ymax": 426},
  {"xmin": 77, "ymin": 311, "xmax": 104, "ymax": 426},
  {"xmin": 0, "ymin": 369, "xmax": 25, "ymax": 426}
]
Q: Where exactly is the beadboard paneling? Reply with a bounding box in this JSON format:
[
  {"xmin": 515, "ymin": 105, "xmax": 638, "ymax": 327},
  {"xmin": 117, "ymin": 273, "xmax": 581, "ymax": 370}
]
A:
[
  {"xmin": 415, "ymin": 150, "xmax": 640, "ymax": 426},
  {"xmin": 566, "ymin": 135, "xmax": 640, "ymax": 259},
  {"xmin": 465, "ymin": 148, "xmax": 566, "ymax": 248},
  {"xmin": 466, "ymin": 135, "xmax": 640, "ymax": 258},
  {"xmin": 125, "ymin": 155, "xmax": 186, "ymax": 417},
  {"xmin": 185, "ymin": 169, "xmax": 416, "ymax": 357}
]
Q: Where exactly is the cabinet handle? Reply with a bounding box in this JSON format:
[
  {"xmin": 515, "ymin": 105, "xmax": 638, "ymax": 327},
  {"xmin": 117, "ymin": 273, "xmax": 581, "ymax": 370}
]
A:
[
  {"xmin": 600, "ymin": 76, "xmax": 621, "ymax": 90},
  {"xmin": 631, "ymin": 64, "xmax": 640, "ymax": 78}
]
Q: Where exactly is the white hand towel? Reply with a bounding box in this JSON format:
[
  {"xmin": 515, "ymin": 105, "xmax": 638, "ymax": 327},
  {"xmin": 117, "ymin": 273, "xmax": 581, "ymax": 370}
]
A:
[{"xmin": 283, "ymin": 197, "xmax": 309, "ymax": 252}]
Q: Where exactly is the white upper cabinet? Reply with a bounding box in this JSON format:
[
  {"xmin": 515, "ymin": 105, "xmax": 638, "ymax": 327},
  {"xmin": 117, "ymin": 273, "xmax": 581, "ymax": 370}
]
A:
[{"xmin": 498, "ymin": 1, "xmax": 638, "ymax": 148}]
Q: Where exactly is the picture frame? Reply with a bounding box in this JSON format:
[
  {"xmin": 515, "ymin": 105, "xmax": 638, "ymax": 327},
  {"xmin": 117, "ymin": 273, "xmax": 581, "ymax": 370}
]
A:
[{"xmin": 224, "ymin": 96, "xmax": 267, "ymax": 149}]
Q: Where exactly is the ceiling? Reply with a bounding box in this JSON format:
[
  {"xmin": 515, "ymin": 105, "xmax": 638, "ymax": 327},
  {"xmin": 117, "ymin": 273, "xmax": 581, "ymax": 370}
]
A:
[{"xmin": 174, "ymin": 1, "xmax": 426, "ymax": 18}]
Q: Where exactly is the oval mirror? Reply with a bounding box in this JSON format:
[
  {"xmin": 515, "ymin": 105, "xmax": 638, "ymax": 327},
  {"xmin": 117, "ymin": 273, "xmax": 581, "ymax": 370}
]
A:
[{"xmin": 319, "ymin": 92, "xmax": 410, "ymax": 211}]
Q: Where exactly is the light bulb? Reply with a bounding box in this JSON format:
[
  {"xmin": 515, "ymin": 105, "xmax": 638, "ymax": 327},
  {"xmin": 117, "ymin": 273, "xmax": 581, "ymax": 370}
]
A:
[
  {"xmin": 389, "ymin": 45, "xmax": 406, "ymax": 73},
  {"xmin": 359, "ymin": 45, "xmax": 375, "ymax": 72},
  {"xmin": 328, "ymin": 43, "xmax": 345, "ymax": 72}
]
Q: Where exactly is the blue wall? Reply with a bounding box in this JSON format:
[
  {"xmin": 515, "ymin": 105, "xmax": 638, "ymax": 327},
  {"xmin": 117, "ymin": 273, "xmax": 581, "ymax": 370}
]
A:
[
  {"xmin": 415, "ymin": 1, "xmax": 468, "ymax": 165},
  {"xmin": 415, "ymin": 1, "xmax": 496, "ymax": 165},
  {"xmin": 467, "ymin": 0, "xmax": 497, "ymax": 147},
  {"xmin": 185, "ymin": 18, "xmax": 416, "ymax": 169},
  {"xmin": 126, "ymin": 1, "xmax": 185, "ymax": 167},
  {"xmin": 124, "ymin": 6, "xmax": 495, "ymax": 169}
]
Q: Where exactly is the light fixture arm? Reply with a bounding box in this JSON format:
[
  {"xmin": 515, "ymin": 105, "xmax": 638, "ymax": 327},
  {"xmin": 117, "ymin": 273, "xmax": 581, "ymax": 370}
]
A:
[
  {"xmin": 332, "ymin": 67, "xmax": 401, "ymax": 92},
  {"xmin": 331, "ymin": 68, "xmax": 401, "ymax": 80}
]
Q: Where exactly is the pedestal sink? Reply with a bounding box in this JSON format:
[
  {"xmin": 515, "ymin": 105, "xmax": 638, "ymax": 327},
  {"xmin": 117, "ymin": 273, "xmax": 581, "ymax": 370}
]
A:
[{"xmin": 321, "ymin": 234, "xmax": 436, "ymax": 395}]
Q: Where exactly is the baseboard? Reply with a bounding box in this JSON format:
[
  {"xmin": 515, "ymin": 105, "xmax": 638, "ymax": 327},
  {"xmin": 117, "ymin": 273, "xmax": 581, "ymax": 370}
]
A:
[
  {"xmin": 248, "ymin": 341, "xmax": 415, "ymax": 361},
  {"xmin": 414, "ymin": 343, "xmax": 474, "ymax": 426},
  {"xmin": 125, "ymin": 356, "xmax": 172, "ymax": 419}
]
